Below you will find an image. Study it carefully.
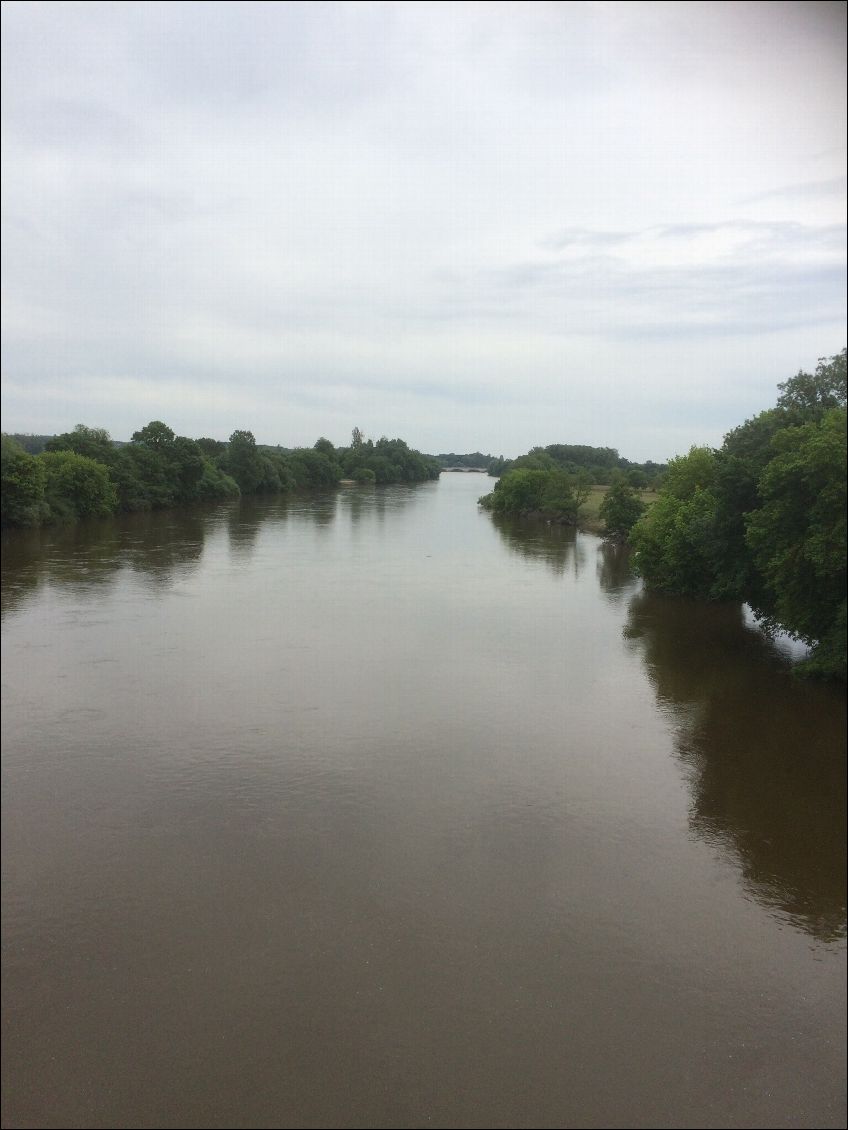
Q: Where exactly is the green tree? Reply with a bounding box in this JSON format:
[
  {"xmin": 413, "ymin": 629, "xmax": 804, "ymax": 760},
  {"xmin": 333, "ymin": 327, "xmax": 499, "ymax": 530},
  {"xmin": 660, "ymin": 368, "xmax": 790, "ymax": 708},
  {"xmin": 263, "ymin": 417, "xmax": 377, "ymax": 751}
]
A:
[
  {"xmin": 631, "ymin": 351, "xmax": 847, "ymax": 678},
  {"xmin": 196, "ymin": 437, "xmax": 226, "ymax": 459},
  {"xmin": 599, "ymin": 478, "xmax": 646, "ymax": 540},
  {"xmin": 479, "ymin": 468, "xmax": 582, "ymax": 522},
  {"xmin": 195, "ymin": 458, "xmax": 240, "ymax": 501},
  {"xmin": 39, "ymin": 450, "xmax": 118, "ymax": 521},
  {"xmin": 745, "ymin": 407, "xmax": 846, "ymax": 677},
  {"xmin": 630, "ymin": 448, "xmax": 720, "ymax": 596},
  {"xmin": 776, "ymin": 348, "xmax": 846, "ymax": 418},
  {"xmin": 131, "ymin": 420, "xmax": 176, "ymax": 451},
  {"xmin": 287, "ymin": 447, "xmax": 342, "ymax": 488},
  {"xmin": 225, "ymin": 430, "xmax": 265, "ymax": 493},
  {"xmin": 46, "ymin": 424, "xmax": 116, "ymax": 465},
  {"xmin": 169, "ymin": 436, "xmax": 205, "ymax": 502},
  {"xmin": 1, "ymin": 436, "xmax": 48, "ymax": 527}
]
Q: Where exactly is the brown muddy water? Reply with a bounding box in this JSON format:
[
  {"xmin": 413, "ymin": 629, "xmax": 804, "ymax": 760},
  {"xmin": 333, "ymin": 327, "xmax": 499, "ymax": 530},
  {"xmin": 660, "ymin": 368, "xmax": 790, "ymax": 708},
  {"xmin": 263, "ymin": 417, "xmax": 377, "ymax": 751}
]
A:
[{"xmin": 1, "ymin": 472, "xmax": 845, "ymax": 1129}]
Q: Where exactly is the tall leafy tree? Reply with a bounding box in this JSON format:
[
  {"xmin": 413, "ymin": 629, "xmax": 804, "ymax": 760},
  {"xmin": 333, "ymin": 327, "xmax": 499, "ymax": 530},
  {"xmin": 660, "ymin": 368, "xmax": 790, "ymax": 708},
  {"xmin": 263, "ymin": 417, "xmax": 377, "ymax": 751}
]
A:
[
  {"xmin": 1, "ymin": 436, "xmax": 48, "ymax": 527},
  {"xmin": 775, "ymin": 349, "xmax": 846, "ymax": 418},
  {"xmin": 46, "ymin": 424, "xmax": 116, "ymax": 465},
  {"xmin": 39, "ymin": 450, "xmax": 118, "ymax": 521},
  {"xmin": 599, "ymin": 477, "xmax": 646, "ymax": 541},
  {"xmin": 631, "ymin": 351, "xmax": 847, "ymax": 677},
  {"xmin": 225, "ymin": 430, "xmax": 265, "ymax": 493},
  {"xmin": 745, "ymin": 408, "xmax": 846, "ymax": 677},
  {"xmin": 131, "ymin": 420, "xmax": 176, "ymax": 451}
]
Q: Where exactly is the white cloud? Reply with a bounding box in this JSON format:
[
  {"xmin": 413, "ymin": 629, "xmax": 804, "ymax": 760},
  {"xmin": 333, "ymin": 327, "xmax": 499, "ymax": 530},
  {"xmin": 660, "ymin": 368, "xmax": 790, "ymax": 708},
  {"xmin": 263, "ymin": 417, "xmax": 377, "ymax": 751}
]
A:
[{"xmin": 1, "ymin": 1, "xmax": 845, "ymax": 462}]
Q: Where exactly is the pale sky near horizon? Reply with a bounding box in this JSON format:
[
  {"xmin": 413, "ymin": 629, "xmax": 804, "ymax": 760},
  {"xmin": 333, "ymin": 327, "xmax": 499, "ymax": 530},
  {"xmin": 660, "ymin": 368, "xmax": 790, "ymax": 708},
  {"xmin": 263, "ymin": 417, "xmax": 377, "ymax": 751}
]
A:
[{"xmin": 1, "ymin": 0, "xmax": 845, "ymax": 461}]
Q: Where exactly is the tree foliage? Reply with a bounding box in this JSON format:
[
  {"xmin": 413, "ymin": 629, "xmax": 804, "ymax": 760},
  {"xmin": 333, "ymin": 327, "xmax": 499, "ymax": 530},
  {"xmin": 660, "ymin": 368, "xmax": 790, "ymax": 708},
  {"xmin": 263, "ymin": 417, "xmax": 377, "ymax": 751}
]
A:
[
  {"xmin": 479, "ymin": 468, "xmax": 584, "ymax": 522},
  {"xmin": 341, "ymin": 435, "xmax": 440, "ymax": 483},
  {"xmin": 745, "ymin": 408, "xmax": 846, "ymax": 677},
  {"xmin": 631, "ymin": 350, "xmax": 847, "ymax": 678},
  {"xmin": 2, "ymin": 420, "xmax": 439, "ymax": 529},
  {"xmin": 1, "ymin": 436, "xmax": 49, "ymax": 527},
  {"xmin": 488, "ymin": 442, "xmax": 666, "ymax": 486},
  {"xmin": 224, "ymin": 430, "xmax": 266, "ymax": 493},
  {"xmin": 40, "ymin": 450, "xmax": 118, "ymax": 521},
  {"xmin": 599, "ymin": 477, "xmax": 647, "ymax": 540}
]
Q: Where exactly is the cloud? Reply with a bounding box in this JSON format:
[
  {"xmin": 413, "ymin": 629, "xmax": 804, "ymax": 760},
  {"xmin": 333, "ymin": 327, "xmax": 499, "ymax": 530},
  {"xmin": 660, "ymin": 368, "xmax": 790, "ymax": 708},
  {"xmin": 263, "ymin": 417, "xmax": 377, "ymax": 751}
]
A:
[
  {"xmin": 1, "ymin": 2, "xmax": 846, "ymax": 462},
  {"xmin": 470, "ymin": 220, "xmax": 847, "ymax": 339},
  {"xmin": 739, "ymin": 176, "xmax": 848, "ymax": 205}
]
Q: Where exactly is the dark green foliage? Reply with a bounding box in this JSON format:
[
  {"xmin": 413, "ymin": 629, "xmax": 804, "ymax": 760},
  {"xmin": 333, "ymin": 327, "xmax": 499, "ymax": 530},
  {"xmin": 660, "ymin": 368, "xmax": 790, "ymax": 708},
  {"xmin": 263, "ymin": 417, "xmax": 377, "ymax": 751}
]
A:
[
  {"xmin": 599, "ymin": 477, "xmax": 647, "ymax": 540},
  {"xmin": 3, "ymin": 419, "xmax": 437, "ymax": 528},
  {"xmin": 630, "ymin": 466, "xmax": 722, "ymax": 598},
  {"xmin": 544, "ymin": 443, "xmax": 621, "ymax": 470},
  {"xmin": 626, "ymin": 468, "xmax": 648, "ymax": 489},
  {"xmin": 506, "ymin": 447, "xmax": 557, "ymax": 472},
  {"xmin": 745, "ymin": 408, "xmax": 846, "ymax": 677},
  {"xmin": 342, "ymin": 435, "xmax": 440, "ymax": 484},
  {"xmin": 488, "ymin": 442, "xmax": 666, "ymax": 485},
  {"xmin": 436, "ymin": 451, "xmax": 494, "ymax": 469},
  {"xmin": 47, "ymin": 424, "xmax": 116, "ymax": 464},
  {"xmin": 123, "ymin": 423, "xmax": 231, "ymax": 509},
  {"xmin": 116, "ymin": 443, "xmax": 175, "ymax": 510},
  {"xmin": 39, "ymin": 450, "xmax": 118, "ymax": 521},
  {"xmin": 776, "ymin": 349, "xmax": 846, "ymax": 418},
  {"xmin": 196, "ymin": 458, "xmax": 240, "ymax": 501},
  {"xmin": 6, "ymin": 434, "xmax": 54, "ymax": 455},
  {"xmin": 286, "ymin": 447, "xmax": 342, "ymax": 488},
  {"xmin": 131, "ymin": 420, "xmax": 176, "ymax": 451},
  {"xmin": 196, "ymin": 437, "xmax": 227, "ymax": 459},
  {"xmin": 479, "ymin": 468, "xmax": 583, "ymax": 522},
  {"xmin": 1, "ymin": 436, "xmax": 49, "ymax": 527},
  {"xmin": 224, "ymin": 430, "xmax": 266, "ymax": 493},
  {"xmin": 631, "ymin": 350, "xmax": 847, "ymax": 678},
  {"xmin": 169, "ymin": 437, "xmax": 205, "ymax": 502}
]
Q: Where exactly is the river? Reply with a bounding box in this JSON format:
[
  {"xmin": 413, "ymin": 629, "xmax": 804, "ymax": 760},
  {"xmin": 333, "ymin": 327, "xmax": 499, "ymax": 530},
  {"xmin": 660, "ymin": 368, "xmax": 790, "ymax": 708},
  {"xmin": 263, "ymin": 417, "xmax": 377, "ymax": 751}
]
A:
[{"xmin": 2, "ymin": 472, "xmax": 845, "ymax": 1129}]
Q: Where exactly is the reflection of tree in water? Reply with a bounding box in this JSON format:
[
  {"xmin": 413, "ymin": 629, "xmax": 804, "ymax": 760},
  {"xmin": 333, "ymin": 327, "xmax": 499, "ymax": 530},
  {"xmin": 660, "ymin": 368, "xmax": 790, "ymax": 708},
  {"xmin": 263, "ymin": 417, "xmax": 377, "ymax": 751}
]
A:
[
  {"xmin": 283, "ymin": 491, "xmax": 338, "ymax": 527},
  {"xmin": 337, "ymin": 482, "xmax": 431, "ymax": 526},
  {"xmin": 1, "ymin": 527, "xmax": 50, "ymax": 618},
  {"xmin": 595, "ymin": 541, "xmax": 640, "ymax": 604},
  {"xmin": 337, "ymin": 485, "xmax": 372, "ymax": 524},
  {"xmin": 625, "ymin": 589, "xmax": 847, "ymax": 941},
  {"xmin": 1, "ymin": 509, "xmax": 213, "ymax": 616},
  {"xmin": 305, "ymin": 494, "xmax": 337, "ymax": 528},
  {"xmin": 490, "ymin": 514, "xmax": 585, "ymax": 578},
  {"xmin": 123, "ymin": 509, "xmax": 208, "ymax": 587},
  {"xmin": 226, "ymin": 498, "xmax": 268, "ymax": 560}
]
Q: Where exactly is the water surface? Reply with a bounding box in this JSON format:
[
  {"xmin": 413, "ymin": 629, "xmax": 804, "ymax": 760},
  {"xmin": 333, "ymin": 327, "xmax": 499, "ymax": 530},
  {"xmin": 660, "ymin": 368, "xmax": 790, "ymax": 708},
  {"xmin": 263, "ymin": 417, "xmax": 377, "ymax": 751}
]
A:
[{"xmin": 2, "ymin": 473, "xmax": 845, "ymax": 1128}]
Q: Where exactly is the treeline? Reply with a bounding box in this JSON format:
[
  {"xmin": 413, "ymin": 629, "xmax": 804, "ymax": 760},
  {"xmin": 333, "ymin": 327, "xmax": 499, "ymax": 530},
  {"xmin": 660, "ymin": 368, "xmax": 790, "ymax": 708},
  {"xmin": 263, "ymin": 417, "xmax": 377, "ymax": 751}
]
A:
[
  {"xmin": 487, "ymin": 443, "xmax": 665, "ymax": 486},
  {"xmin": 630, "ymin": 350, "xmax": 846, "ymax": 679},
  {"xmin": 1, "ymin": 423, "xmax": 440, "ymax": 529},
  {"xmin": 435, "ymin": 451, "xmax": 495, "ymax": 469}
]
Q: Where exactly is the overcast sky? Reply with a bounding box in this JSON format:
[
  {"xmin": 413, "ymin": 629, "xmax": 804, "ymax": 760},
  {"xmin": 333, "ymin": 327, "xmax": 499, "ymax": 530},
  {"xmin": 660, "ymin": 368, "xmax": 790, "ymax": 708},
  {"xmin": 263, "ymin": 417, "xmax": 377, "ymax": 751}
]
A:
[{"xmin": 2, "ymin": 1, "xmax": 845, "ymax": 461}]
